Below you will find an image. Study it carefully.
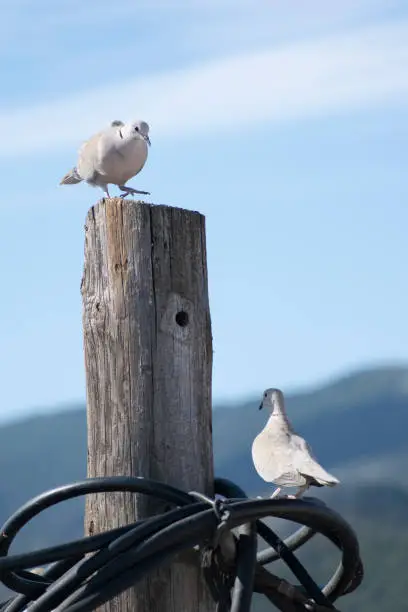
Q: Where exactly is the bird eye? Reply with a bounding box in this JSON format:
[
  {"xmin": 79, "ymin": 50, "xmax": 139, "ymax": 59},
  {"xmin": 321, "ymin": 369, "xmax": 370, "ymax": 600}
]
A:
[{"xmin": 135, "ymin": 126, "xmax": 139, "ymax": 132}]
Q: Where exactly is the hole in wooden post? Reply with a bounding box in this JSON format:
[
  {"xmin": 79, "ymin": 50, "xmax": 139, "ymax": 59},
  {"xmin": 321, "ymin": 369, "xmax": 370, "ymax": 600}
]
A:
[{"xmin": 175, "ymin": 311, "xmax": 189, "ymax": 327}]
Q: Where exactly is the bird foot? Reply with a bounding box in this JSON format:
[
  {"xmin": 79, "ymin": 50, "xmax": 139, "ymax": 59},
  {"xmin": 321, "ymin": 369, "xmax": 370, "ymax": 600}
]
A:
[
  {"xmin": 270, "ymin": 494, "xmax": 296, "ymax": 500},
  {"xmin": 269, "ymin": 492, "xmax": 297, "ymax": 500},
  {"xmin": 118, "ymin": 186, "xmax": 150, "ymax": 198}
]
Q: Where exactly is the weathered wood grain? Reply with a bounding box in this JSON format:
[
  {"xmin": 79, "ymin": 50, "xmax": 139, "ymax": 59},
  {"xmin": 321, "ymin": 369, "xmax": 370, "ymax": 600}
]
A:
[{"xmin": 82, "ymin": 197, "xmax": 214, "ymax": 612}]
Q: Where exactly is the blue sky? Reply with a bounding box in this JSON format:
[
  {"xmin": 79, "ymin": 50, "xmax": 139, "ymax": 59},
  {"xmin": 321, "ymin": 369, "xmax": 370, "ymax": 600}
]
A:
[{"xmin": 1, "ymin": 0, "xmax": 408, "ymax": 421}]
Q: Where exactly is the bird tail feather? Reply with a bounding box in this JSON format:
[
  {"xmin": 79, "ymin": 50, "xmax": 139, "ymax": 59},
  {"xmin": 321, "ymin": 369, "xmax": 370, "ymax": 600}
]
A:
[
  {"xmin": 60, "ymin": 167, "xmax": 83, "ymax": 185},
  {"xmin": 315, "ymin": 472, "xmax": 340, "ymax": 486}
]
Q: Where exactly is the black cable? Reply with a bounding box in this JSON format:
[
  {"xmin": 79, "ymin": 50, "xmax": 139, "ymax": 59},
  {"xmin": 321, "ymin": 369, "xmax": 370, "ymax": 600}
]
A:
[
  {"xmin": 214, "ymin": 478, "xmax": 318, "ymax": 565},
  {"xmin": 230, "ymin": 521, "xmax": 257, "ymax": 612},
  {"xmin": 0, "ymin": 476, "xmax": 363, "ymax": 612}
]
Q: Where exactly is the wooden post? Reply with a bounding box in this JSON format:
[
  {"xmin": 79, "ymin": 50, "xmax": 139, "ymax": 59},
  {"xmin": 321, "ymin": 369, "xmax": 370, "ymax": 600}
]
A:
[{"xmin": 81, "ymin": 198, "xmax": 214, "ymax": 612}]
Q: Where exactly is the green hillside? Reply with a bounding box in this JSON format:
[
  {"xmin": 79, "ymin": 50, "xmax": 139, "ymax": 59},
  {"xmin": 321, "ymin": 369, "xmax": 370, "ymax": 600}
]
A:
[{"xmin": 0, "ymin": 365, "xmax": 407, "ymax": 610}]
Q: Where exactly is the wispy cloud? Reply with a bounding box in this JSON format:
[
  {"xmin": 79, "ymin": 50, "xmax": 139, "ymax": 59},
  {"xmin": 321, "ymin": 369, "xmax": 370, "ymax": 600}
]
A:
[
  {"xmin": 1, "ymin": 0, "xmax": 401, "ymax": 58},
  {"xmin": 186, "ymin": 0, "xmax": 404, "ymax": 51},
  {"xmin": 1, "ymin": 20, "xmax": 408, "ymax": 158}
]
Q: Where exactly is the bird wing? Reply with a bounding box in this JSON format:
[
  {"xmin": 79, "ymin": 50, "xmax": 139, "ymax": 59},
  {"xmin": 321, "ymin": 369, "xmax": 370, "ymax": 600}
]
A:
[
  {"xmin": 291, "ymin": 434, "xmax": 339, "ymax": 485},
  {"xmin": 76, "ymin": 131, "xmax": 105, "ymax": 181},
  {"xmin": 77, "ymin": 126, "xmax": 126, "ymax": 183},
  {"xmin": 252, "ymin": 430, "xmax": 304, "ymax": 485}
]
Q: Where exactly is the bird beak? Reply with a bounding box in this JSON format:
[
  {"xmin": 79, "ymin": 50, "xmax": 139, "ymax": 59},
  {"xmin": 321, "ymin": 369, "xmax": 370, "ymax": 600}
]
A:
[
  {"xmin": 259, "ymin": 403, "xmax": 263, "ymax": 410},
  {"xmin": 143, "ymin": 134, "xmax": 151, "ymax": 146}
]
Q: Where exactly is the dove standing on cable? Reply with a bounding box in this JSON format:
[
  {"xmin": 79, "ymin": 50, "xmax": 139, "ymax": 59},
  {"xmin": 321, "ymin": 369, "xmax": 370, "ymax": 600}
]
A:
[
  {"xmin": 252, "ymin": 388, "xmax": 339, "ymax": 499},
  {"xmin": 60, "ymin": 119, "xmax": 151, "ymax": 198}
]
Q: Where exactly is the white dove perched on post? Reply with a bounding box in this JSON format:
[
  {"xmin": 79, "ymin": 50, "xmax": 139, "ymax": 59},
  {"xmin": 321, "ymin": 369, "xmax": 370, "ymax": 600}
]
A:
[
  {"xmin": 60, "ymin": 119, "xmax": 151, "ymax": 198},
  {"xmin": 252, "ymin": 388, "xmax": 339, "ymax": 499}
]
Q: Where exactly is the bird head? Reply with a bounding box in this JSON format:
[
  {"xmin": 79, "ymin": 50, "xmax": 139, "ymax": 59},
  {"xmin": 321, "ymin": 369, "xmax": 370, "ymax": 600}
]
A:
[
  {"xmin": 259, "ymin": 388, "xmax": 285, "ymax": 412},
  {"xmin": 121, "ymin": 120, "xmax": 151, "ymax": 146}
]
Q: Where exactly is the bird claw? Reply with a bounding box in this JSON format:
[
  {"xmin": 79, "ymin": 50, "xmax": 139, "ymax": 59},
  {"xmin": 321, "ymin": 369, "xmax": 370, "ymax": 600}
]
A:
[
  {"xmin": 269, "ymin": 492, "xmax": 297, "ymax": 500},
  {"xmin": 119, "ymin": 186, "xmax": 150, "ymax": 198}
]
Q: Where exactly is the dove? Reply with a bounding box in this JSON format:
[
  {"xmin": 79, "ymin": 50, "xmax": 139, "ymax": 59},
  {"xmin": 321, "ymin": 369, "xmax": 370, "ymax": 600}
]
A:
[
  {"xmin": 60, "ymin": 119, "xmax": 151, "ymax": 198},
  {"xmin": 252, "ymin": 388, "xmax": 339, "ymax": 499}
]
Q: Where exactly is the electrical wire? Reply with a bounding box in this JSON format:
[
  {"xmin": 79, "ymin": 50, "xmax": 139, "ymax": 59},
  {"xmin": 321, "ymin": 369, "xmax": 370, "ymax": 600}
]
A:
[{"xmin": 0, "ymin": 476, "xmax": 363, "ymax": 612}]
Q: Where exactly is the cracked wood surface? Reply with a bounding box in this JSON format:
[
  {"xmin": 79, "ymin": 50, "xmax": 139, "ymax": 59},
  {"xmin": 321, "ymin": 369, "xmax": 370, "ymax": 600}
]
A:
[{"xmin": 82, "ymin": 197, "xmax": 214, "ymax": 612}]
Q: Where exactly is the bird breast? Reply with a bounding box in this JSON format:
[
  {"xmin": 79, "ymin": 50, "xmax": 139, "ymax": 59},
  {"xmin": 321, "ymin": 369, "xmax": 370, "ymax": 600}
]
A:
[{"xmin": 97, "ymin": 137, "xmax": 148, "ymax": 186}]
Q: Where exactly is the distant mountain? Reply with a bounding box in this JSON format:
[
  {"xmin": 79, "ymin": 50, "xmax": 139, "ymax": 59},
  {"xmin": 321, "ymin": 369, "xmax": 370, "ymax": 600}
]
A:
[{"xmin": 0, "ymin": 365, "xmax": 407, "ymax": 611}]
